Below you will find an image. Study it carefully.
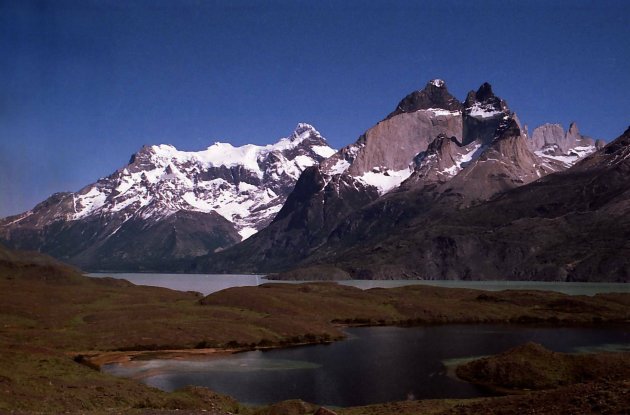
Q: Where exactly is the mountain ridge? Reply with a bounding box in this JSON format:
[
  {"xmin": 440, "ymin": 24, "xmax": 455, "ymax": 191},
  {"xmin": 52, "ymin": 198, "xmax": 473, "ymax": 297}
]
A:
[
  {"xmin": 277, "ymin": 126, "xmax": 630, "ymax": 281},
  {"xmin": 192, "ymin": 80, "xmax": 609, "ymax": 278},
  {"xmin": 1, "ymin": 79, "xmax": 617, "ymax": 278},
  {"xmin": 0, "ymin": 123, "xmax": 335, "ymax": 270}
]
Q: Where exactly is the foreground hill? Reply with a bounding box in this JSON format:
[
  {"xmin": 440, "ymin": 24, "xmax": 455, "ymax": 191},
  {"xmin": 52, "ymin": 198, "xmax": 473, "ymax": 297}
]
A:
[{"xmin": 1, "ymin": 244, "xmax": 629, "ymax": 413}]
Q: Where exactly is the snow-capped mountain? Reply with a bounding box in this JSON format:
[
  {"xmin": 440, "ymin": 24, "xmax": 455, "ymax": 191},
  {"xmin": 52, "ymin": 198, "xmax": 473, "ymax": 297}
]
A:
[
  {"xmin": 299, "ymin": 125, "xmax": 630, "ymax": 282},
  {"xmin": 320, "ymin": 79, "xmax": 465, "ymax": 194},
  {"xmin": 72, "ymin": 122, "xmax": 334, "ymax": 239},
  {"xmin": 1, "ymin": 79, "xmax": 608, "ymax": 275},
  {"xmin": 196, "ymin": 80, "xmax": 606, "ymax": 274},
  {"xmin": 0, "ymin": 123, "xmax": 335, "ymax": 270}
]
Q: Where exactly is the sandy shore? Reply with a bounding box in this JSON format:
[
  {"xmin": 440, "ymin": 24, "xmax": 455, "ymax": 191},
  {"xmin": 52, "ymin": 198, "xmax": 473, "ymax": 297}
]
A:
[
  {"xmin": 73, "ymin": 347, "xmax": 239, "ymax": 368},
  {"xmin": 76, "ymin": 338, "xmax": 338, "ymax": 369}
]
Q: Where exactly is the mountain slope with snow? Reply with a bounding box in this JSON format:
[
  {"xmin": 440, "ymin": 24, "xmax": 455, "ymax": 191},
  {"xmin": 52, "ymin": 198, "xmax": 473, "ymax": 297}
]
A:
[
  {"xmin": 0, "ymin": 123, "xmax": 335, "ymax": 270},
  {"xmin": 196, "ymin": 80, "xmax": 606, "ymax": 275},
  {"xmin": 1, "ymin": 79, "xmax": 608, "ymax": 275},
  {"xmin": 299, "ymin": 126, "xmax": 630, "ymax": 282}
]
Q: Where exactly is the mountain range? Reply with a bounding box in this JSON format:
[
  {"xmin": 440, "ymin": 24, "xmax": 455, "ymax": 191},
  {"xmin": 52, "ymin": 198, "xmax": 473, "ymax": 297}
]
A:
[
  {"xmin": 2, "ymin": 79, "xmax": 627, "ymax": 281},
  {"xmin": 0, "ymin": 124, "xmax": 334, "ymax": 270},
  {"xmin": 189, "ymin": 80, "xmax": 623, "ymax": 282}
]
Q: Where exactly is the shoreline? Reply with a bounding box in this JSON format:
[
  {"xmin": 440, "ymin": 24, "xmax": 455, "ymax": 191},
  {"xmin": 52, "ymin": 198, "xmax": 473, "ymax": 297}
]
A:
[
  {"xmin": 75, "ymin": 347, "xmax": 237, "ymax": 368},
  {"xmin": 4, "ymin": 261, "xmax": 630, "ymax": 413},
  {"xmin": 80, "ymin": 319, "xmax": 630, "ymax": 370},
  {"xmin": 82, "ymin": 323, "xmax": 630, "ymax": 412},
  {"xmin": 78, "ymin": 339, "xmax": 341, "ymax": 369}
]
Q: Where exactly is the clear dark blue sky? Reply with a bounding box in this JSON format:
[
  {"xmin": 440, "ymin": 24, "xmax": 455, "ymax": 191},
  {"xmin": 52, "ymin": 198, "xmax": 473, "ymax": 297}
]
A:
[{"xmin": 1, "ymin": 0, "xmax": 629, "ymax": 217}]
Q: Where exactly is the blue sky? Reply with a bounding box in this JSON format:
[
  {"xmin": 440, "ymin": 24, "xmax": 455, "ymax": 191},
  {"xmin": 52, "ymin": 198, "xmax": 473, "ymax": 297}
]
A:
[{"xmin": 1, "ymin": 0, "xmax": 629, "ymax": 217}]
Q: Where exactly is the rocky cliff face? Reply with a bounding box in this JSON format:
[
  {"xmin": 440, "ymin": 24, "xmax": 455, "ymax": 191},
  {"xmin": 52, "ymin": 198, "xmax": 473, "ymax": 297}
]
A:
[
  {"xmin": 530, "ymin": 122, "xmax": 605, "ymax": 169},
  {"xmin": 441, "ymin": 117, "xmax": 554, "ymax": 202},
  {"xmin": 0, "ymin": 124, "xmax": 335, "ymax": 270},
  {"xmin": 199, "ymin": 80, "xmax": 603, "ymax": 275},
  {"xmin": 462, "ymin": 82, "xmax": 510, "ymax": 146},
  {"xmin": 296, "ymin": 126, "xmax": 630, "ymax": 281},
  {"xmin": 403, "ymin": 134, "xmax": 481, "ymax": 186},
  {"xmin": 2, "ymin": 78, "xmax": 611, "ymax": 277},
  {"xmin": 321, "ymin": 79, "xmax": 464, "ymax": 192},
  {"xmin": 197, "ymin": 80, "xmax": 469, "ymax": 272},
  {"xmin": 193, "ymin": 166, "xmax": 380, "ymax": 273}
]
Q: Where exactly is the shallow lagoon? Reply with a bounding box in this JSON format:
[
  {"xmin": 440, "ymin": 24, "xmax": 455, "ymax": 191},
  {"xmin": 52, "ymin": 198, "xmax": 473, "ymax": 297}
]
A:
[{"xmin": 103, "ymin": 325, "xmax": 630, "ymax": 407}]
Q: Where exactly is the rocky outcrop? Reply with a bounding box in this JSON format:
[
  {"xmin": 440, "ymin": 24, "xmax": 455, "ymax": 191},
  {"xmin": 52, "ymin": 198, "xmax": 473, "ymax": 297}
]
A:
[
  {"xmin": 531, "ymin": 123, "xmax": 573, "ymax": 153},
  {"xmin": 321, "ymin": 79, "xmax": 464, "ymax": 189},
  {"xmin": 199, "ymin": 81, "xmax": 471, "ymax": 273},
  {"xmin": 530, "ymin": 122, "xmax": 602, "ymax": 171},
  {"xmin": 198, "ymin": 81, "xmax": 609, "ymax": 277},
  {"xmin": 330, "ymin": 109, "xmax": 464, "ymax": 178},
  {"xmin": 296, "ymin": 127, "xmax": 630, "ymax": 281},
  {"xmin": 462, "ymin": 82, "xmax": 510, "ymax": 146},
  {"xmin": 404, "ymin": 134, "xmax": 484, "ymax": 188},
  {"xmin": 386, "ymin": 78, "xmax": 462, "ymax": 119},
  {"xmin": 443, "ymin": 117, "xmax": 552, "ymax": 202}
]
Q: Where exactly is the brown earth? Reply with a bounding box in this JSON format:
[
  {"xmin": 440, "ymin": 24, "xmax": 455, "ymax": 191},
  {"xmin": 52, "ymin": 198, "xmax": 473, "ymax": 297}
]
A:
[
  {"xmin": 339, "ymin": 380, "xmax": 630, "ymax": 415},
  {"xmin": 456, "ymin": 342, "xmax": 630, "ymax": 392},
  {"xmin": 1, "ymin": 244, "xmax": 630, "ymax": 414}
]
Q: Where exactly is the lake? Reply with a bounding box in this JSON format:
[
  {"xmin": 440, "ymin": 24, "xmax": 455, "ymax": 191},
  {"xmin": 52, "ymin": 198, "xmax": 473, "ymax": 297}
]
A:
[
  {"xmin": 103, "ymin": 324, "xmax": 630, "ymax": 407},
  {"xmin": 88, "ymin": 273, "xmax": 630, "ymax": 296}
]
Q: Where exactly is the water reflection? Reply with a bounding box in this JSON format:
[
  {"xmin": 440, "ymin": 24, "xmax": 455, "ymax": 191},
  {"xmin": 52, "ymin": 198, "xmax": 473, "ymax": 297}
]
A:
[{"xmin": 103, "ymin": 325, "xmax": 630, "ymax": 407}]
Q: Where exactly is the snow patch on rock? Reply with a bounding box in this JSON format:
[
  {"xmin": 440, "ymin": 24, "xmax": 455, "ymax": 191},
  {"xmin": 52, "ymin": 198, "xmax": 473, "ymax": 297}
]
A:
[
  {"xmin": 426, "ymin": 108, "xmax": 462, "ymax": 117},
  {"xmin": 358, "ymin": 167, "xmax": 413, "ymax": 194},
  {"xmin": 466, "ymin": 103, "xmax": 503, "ymax": 119},
  {"xmin": 536, "ymin": 145, "xmax": 596, "ymax": 168}
]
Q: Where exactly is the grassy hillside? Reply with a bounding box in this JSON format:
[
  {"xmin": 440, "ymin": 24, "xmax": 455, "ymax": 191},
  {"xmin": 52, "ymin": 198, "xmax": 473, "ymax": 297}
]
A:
[{"xmin": 1, "ymin": 243, "xmax": 629, "ymax": 413}]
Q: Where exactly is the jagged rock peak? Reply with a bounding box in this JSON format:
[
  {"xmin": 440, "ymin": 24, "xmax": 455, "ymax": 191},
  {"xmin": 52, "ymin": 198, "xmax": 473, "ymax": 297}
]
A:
[
  {"xmin": 463, "ymin": 82, "xmax": 509, "ymax": 118},
  {"xmin": 387, "ymin": 79, "xmax": 463, "ymax": 119},
  {"xmin": 288, "ymin": 123, "xmax": 323, "ymax": 142},
  {"xmin": 464, "ymin": 83, "xmax": 494, "ymax": 106},
  {"xmin": 566, "ymin": 122, "xmax": 582, "ymax": 144},
  {"xmin": 475, "ymin": 82, "xmax": 494, "ymax": 101},
  {"xmin": 529, "ymin": 122, "xmax": 599, "ymax": 156}
]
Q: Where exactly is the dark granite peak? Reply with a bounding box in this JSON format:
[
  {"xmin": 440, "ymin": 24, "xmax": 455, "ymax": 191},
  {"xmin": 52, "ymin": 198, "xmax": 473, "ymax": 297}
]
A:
[
  {"xmin": 387, "ymin": 79, "xmax": 463, "ymax": 119},
  {"xmin": 464, "ymin": 82, "xmax": 507, "ymax": 112}
]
